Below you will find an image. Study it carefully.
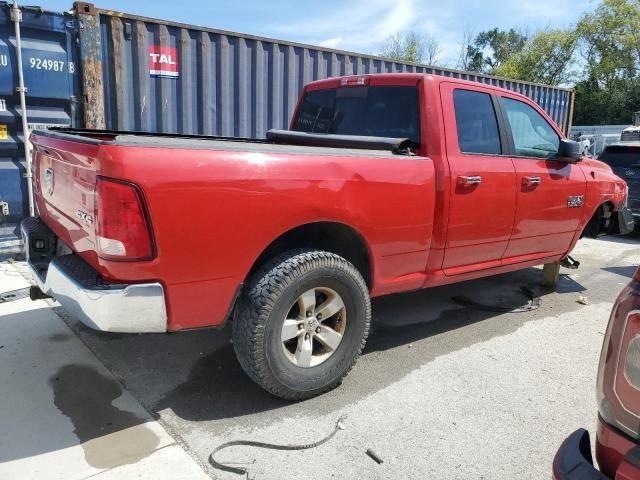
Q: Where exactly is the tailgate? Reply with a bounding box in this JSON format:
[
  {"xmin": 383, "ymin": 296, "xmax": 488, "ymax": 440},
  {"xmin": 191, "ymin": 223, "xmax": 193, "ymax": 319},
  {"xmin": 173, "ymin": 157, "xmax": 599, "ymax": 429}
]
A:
[{"xmin": 31, "ymin": 132, "xmax": 99, "ymax": 258}]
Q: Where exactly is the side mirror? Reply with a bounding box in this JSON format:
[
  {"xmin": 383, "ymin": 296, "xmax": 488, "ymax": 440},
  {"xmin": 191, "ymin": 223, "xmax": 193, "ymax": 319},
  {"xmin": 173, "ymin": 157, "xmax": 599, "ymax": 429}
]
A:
[{"xmin": 557, "ymin": 139, "xmax": 582, "ymax": 163}]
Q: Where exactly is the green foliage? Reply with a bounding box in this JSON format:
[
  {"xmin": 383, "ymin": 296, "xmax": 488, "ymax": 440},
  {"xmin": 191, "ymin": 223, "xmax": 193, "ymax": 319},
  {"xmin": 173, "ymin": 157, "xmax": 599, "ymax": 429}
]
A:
[
  {"xmin": 574, "ymin": 78, "xmax": 640, "ymax": 125},
  {"xmin": 465, "ymin": 28, "xmax": 528, "ymax": 73},
  {"xmin": 493, "ymin": 30, "xmax": 579, "ymax": 85},
  {"xmin": 577, "ymin": 0, "xmax": 640, "ymax": 87},
  {"xmin": 573, "ymin": 0, "xmax": 640, "ymax": 124}
]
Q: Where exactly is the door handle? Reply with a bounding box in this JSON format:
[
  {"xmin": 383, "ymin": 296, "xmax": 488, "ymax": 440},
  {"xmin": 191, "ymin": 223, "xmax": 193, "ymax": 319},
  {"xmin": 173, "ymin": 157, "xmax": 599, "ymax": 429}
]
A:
[
  {"xmin": 522, "ymin": 176, "xmax": 542, "ymax": 186},
  {"xmin": 457, "ymin": 175, "xmax": 482, "ymax": 186}
]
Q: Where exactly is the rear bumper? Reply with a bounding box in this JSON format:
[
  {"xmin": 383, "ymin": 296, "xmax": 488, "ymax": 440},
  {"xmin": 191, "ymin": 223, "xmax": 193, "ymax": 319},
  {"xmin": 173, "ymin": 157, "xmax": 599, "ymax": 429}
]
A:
[
  {"xmin": 553, "ymin": 419, "xmax": 640, "ymax": 480},
  {"xmin": 553, "ymin": 429, "xmax": 610, "ymax": 480},
  {"xmin": 21, "ymin": 217, "xmax": 167, "ymax": 333},
  {"xmin": 596, "ymin": 416, "xmax": 640, "ymax": 479}
]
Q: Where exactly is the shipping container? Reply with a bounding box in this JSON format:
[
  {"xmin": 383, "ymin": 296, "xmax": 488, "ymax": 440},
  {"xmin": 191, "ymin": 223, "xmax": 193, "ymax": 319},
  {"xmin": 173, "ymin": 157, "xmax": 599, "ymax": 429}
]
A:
[
  {"xmin": 0, "ymin": 2, "xmax": 80, "ymax": 252},
  {"xmin": 85, "ymin": 5, "xmax": 575, "ymax": 138}
]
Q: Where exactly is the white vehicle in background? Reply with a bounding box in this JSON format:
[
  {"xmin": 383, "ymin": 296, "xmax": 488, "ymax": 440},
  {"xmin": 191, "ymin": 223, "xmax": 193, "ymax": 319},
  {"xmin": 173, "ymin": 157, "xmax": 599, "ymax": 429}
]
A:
[{"xmin": 621, "ymin": 111, "xmax": 640, "ymax": 141}]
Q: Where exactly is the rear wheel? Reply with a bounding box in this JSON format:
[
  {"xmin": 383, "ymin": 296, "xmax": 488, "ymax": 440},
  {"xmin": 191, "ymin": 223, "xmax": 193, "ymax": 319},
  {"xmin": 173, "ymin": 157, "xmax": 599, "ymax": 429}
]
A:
[{"xmin": 232, "ymin": 250, "xmax": 370, "ymax": 400}]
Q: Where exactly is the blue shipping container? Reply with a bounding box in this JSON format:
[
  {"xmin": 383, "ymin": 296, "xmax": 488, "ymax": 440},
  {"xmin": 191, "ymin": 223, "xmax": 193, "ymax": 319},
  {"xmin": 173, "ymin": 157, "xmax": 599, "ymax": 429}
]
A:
[{"xmin": 0, "ymin": 3, "xmax": 80, "ymax": 250}]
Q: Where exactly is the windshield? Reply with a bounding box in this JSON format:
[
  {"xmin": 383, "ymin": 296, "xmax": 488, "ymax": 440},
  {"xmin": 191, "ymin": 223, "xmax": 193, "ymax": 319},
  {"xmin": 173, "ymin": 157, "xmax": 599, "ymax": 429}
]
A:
[
  {"xmin": 292, "ymin": 86, "xmax": 421, "ymax": 145},
  {"xmin": 598, "ymin": 146, "xmax": 640, "ymax": 167}
]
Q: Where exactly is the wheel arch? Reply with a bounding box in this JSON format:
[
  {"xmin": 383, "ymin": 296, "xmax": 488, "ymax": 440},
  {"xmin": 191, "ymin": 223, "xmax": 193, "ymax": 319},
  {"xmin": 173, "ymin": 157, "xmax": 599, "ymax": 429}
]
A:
[
  {"xmin": 582, "ymin": 201, "xmax": 615, "ymax": 238},
  {"xmin": 245, "ymin": 221, "xmax": 373, "ymax": 290}
]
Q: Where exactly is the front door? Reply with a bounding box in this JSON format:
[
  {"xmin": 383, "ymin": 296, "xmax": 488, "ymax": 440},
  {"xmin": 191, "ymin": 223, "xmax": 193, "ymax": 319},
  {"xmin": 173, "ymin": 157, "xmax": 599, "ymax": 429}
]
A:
[
  {"xmin": 498, "ymin": 95, "xmax": 587, "ymax": 262},
  {"xmin": 440, "ymin": 84, "xmax": 517, "ymax": 275}
]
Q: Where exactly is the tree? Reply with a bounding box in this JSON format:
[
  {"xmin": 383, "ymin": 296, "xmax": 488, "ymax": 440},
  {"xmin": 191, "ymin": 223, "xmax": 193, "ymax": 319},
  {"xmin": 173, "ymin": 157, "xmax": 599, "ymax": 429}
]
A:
[
  {"xmin": 380, "ymin": 33, "xmax": 406, "ymax": 61},
  {"xmin": 456, "ymin": 27, "xmax": 476, "ymax": 71},
  {"xmin": 460, "ymin": 28, "xmax": 528, "ymax": 73},
  {"xmin": 574, "ymin": 77, "xmax": 640, "ymax": 125},
  {"xmin": 577, "ymin": 0, "xmax": 640, "ymax": 88},
  {"xmin": 423, "ymin": 35, "xmax": 443, "ymax": 66},
  {"xmin": 493, "ymin": 29, "xmax": 579, "ymax": 85},
  {"xmin": 573, "ymin": 0, "xmax": 640, "ymax": 124},
  {"xmin": 380, "ymin": 31, "xmax": 442, "ymax": 65}
]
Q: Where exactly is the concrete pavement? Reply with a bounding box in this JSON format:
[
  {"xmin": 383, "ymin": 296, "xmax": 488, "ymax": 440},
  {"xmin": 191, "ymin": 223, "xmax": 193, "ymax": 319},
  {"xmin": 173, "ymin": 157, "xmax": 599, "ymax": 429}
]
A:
[
  {"xmin": 0, "ymin": 262, "xmax": 208, "ymax": 480},
  {"xmin": 1, "ymin": 234, "xmax": 639, "ymax": 479},
  {"xmin": 57, "ymin": 234, "xmax": 640, "ymax": 479}
]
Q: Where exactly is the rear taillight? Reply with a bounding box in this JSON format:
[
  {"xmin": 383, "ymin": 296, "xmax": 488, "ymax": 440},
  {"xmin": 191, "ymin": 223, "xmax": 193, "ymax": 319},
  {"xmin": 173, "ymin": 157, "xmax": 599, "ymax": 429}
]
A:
[
  {"xmin": 95, "ymin": 177, "xmax": 154, "ymax": 261},
  {"xmin": 597, "ymin": 271, "xmax": 640, "ymax": 439}
]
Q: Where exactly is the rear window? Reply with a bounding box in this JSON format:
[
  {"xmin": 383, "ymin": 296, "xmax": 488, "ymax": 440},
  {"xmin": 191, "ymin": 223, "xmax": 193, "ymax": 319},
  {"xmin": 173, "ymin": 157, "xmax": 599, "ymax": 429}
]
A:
[
  {"xmin": 598, "ymin": 146, "xmax": 640, "ymax": 167},
  {"xmin": 292, "ymin": 86, "xmax": 420, "ymax": 145}
]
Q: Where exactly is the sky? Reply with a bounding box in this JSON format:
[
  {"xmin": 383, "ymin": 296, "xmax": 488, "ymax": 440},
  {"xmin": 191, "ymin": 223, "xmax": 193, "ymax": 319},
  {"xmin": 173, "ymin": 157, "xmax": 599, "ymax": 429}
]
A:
[{"xmin": 41, "ymin": 0, "xmax": 596, "ymax": 65}]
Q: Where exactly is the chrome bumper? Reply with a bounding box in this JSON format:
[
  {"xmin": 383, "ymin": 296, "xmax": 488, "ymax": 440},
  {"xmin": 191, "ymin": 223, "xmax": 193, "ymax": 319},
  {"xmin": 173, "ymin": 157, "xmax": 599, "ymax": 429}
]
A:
[{"xmin": 21, "ymin": 218, "xmax": 167, "ymax": 333}]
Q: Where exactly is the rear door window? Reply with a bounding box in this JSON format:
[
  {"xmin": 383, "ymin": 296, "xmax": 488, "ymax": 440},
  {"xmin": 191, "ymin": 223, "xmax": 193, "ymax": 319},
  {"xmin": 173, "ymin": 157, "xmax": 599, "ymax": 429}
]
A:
[
  {"xmin": 452, "ymin": 89, "xmax": 502, "ymax": 155},
  {"xmin": 292, "ymin": 86, "xmax": 421, "ymax": 145}
]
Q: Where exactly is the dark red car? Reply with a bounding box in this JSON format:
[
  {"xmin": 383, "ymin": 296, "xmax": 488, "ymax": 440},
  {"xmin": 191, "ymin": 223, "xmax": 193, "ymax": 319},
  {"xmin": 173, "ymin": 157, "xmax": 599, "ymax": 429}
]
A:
[{"xmin": 553, "ymin": 267, "xmax": 640, "ymax": 479}]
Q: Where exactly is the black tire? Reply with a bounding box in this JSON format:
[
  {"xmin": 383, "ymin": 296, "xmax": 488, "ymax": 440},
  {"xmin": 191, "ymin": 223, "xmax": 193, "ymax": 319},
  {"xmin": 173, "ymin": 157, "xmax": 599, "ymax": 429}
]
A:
[{"xmin": 232, "ymin": 250, "xmax": 371, "ymax": 400}]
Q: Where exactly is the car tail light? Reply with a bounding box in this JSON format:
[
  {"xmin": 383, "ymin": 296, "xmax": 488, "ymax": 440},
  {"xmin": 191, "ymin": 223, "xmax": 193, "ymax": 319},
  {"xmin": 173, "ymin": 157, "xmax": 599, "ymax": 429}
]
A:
[
  {"xmin": 597, "ymin": 267, "xmax": 640, "ymax": 439},
  {"xmin": 95, "ymin": 177, "xmax": 154, "ymax": 261}
]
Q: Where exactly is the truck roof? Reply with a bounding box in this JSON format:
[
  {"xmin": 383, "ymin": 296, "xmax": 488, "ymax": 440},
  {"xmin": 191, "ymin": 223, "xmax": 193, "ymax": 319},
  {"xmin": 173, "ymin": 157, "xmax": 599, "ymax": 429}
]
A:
[{"xmin": 305, "ymin": 73, "xmax": 534, "ymax": 102}]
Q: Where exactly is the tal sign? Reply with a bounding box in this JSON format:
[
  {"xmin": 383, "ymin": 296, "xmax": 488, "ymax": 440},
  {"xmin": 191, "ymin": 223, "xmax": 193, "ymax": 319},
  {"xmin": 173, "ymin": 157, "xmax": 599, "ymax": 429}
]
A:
[{"xmin": 149, "ymin": 46, "xmax": 179, "ymax": 78}]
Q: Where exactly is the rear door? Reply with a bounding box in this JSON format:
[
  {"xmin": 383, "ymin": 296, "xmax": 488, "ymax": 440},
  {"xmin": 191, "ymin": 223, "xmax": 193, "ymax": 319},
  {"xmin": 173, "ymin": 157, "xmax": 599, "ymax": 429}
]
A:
[
  {"xmin": 440, "ymin": 83, "xmax": 517, "ymax": 274},
  {"xmin": 498, "ymin": 95, "xmax": 587, "ymax": 262},
  {"xmin": 599, "ymin": 145, "xmax": 640, "ymax": 217}
]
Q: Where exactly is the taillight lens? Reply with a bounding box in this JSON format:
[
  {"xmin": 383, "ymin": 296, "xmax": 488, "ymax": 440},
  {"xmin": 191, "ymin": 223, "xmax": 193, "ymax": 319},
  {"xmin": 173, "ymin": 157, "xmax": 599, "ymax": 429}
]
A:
[
  {"xmin": 95, "ymin": 177, "xmax": 154, "ymax": 261},
  {"xmin": 597, "ymin": 272, "xmax": 640, "ymax": 439}
]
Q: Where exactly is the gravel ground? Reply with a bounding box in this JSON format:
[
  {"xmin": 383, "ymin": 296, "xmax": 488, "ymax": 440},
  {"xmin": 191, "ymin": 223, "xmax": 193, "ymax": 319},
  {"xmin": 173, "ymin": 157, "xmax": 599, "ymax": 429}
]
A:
[{"xmin": 55, "ymin": 234, "xmax": 640, "ymax": 479}]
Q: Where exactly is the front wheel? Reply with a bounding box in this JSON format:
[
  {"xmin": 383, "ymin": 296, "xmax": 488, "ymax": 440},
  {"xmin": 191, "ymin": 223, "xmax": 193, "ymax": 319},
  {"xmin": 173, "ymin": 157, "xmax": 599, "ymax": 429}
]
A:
[{"xmin": 232, "ymin": 250, "xmax": 371, "ymax": 400}]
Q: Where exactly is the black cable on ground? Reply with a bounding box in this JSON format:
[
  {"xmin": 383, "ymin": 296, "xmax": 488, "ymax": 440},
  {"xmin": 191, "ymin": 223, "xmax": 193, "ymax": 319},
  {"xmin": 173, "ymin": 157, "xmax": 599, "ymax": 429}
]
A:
[{"xmin": 209, "ymin": 416, "xmax": 347, "ymax": 478}]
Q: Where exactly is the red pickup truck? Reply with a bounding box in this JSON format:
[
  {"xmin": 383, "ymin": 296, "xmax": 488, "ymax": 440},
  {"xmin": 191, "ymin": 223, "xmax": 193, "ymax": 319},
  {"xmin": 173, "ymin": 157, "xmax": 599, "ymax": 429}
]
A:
[{"xmin": 22, "ymin": 74, "xmax": 633, "ymax": 400}]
